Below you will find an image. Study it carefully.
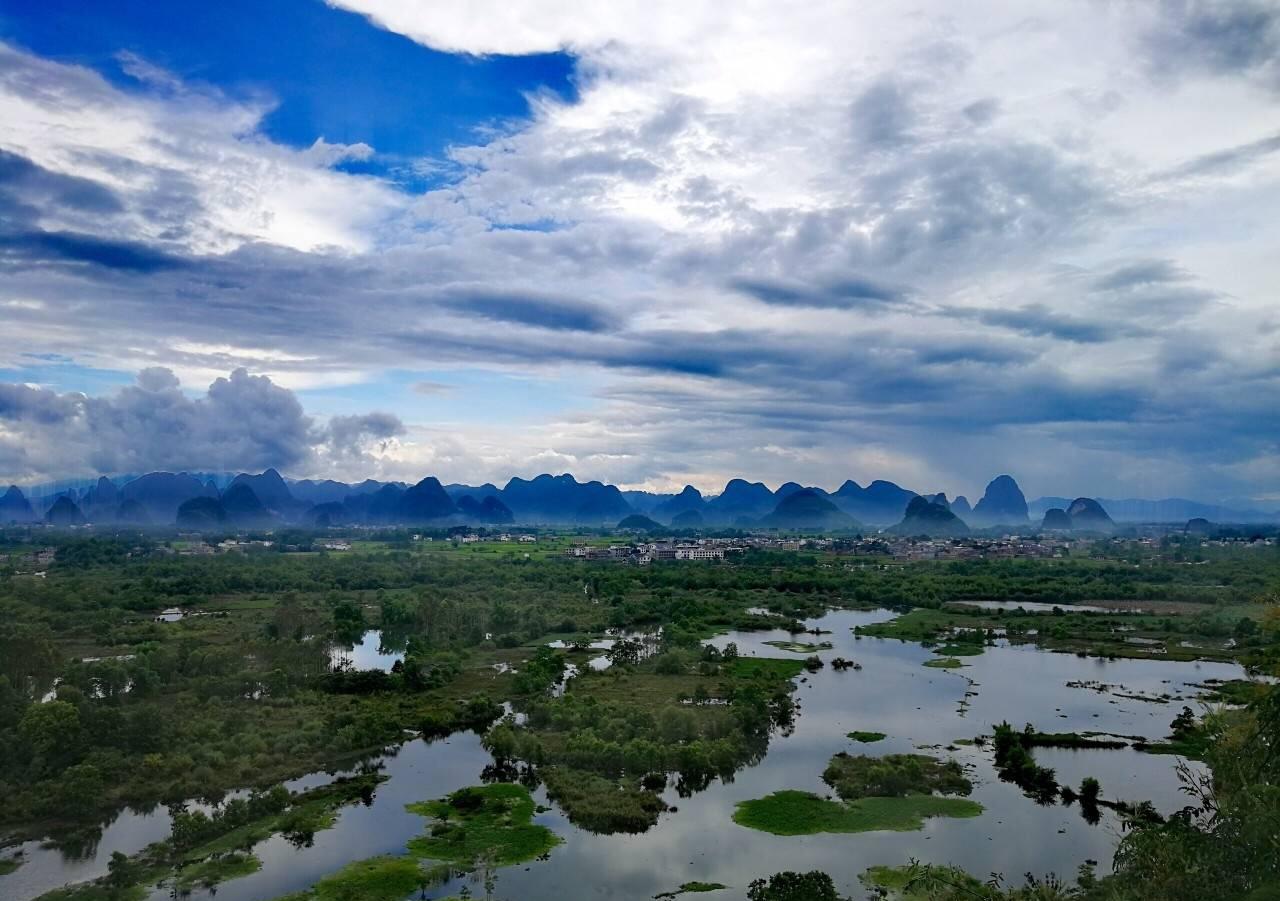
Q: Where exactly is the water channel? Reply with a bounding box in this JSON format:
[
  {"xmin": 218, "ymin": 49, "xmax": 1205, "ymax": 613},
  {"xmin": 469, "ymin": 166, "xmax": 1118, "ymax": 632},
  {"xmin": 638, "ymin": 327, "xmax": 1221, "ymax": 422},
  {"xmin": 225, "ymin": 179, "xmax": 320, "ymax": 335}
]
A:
[{"xmin": 3, "ymin": 608, "xmax": 1255, "ymax": 901}]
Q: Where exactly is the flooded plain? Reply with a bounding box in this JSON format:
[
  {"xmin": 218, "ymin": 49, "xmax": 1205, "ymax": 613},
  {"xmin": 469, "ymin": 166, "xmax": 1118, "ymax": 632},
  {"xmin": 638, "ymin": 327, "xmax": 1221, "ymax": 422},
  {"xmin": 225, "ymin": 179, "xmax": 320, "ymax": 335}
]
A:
[{"xmin": 3, "ymin": 608, "xmax": 1255, "ymax": 901}]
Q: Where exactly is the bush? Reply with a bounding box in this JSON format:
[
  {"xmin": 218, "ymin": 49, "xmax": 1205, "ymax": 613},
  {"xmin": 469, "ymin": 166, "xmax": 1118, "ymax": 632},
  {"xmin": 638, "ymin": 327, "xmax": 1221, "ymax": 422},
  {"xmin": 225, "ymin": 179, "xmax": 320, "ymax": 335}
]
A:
[{"xmin": 747, "ymin": 870, "xmax": 838, "ymax": 901}]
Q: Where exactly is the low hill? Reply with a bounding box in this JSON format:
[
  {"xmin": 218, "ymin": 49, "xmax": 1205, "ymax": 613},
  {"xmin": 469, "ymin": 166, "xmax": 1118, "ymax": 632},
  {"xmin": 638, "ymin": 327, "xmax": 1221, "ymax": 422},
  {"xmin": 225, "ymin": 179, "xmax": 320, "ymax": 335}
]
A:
[
  {"xmin": 303, "ymin": 501, "xmax": 351, "ymax": 527},
  {"xmin": 654, "ymin": 485, "xmax": 705, "ymax": 521},
  {"xmin": 397, "ymin": 477, "xmax": 458, "ymax": 521},
  {"xmin": 176, "ymin": 496, "xmax": 227, "ymax": 529},
  {"xmin": 761, "ymin": 489, "xmax": 857, "ymax": 530},
  {"xmin": 457, "ymin": 494, "xmax": 514, "ymax": 524},
  {"xmin": 45, "ymin": 495, "xmax": 85, "ymax": 526},
  {"xmin": 221, "ymin": 483, "xmax": 276, "ymax": 527},
  {"xmin": 888, "ymin": 496, "xmax": 969, "ymax": 536},
  {"xmin": 1041, "ymin": 508, "xmax": 1072, "ymax": 530},
  {"xmin": 1065, "ymin": 497, "xmax": 1115, "ymax": 532},
  {"xmin": 672, "ymin": 509, "xmax": 705, "ymax": 528}
]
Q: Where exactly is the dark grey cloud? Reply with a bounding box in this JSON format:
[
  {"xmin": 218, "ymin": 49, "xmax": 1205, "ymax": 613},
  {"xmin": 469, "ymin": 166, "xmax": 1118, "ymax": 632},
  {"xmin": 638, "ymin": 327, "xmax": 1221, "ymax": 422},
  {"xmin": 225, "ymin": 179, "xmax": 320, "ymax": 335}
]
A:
[
  {"xmin": 852, "ymin": 140, "xmax": 1111, "ymax": 270},
  {"xmin": 322, "ymin": 411, "xmax": 405, "ymax": 461},
  {"xmin": 1091, "ymin": 258, "xmax": 1188, "ymax": 292},
  {"xmin": 961, "ymin": 97, "xmax": 1001, "ymax": 126},
  {"xmin": 965, "ymin": 305, "xmax": 1130, "ymax": 344},
  {"xmin": 1162, "ymin": 131, "xmax": 1280, "ymax": 179},
  {"xmin": 729, "ymin": 274, "xmax": 909, "ymax": 309},
  {"xmin": 850, "ymin": 78, "xmax": 916, "ymax": 148},
  {"xmin": 0, "ymin": 382, "xmax": 81, "ymax": 424},
  {"xmin": 0, "ymin": 149, "xmax": 122, "ymax": 217},
  {"xmin": 0, "ymin": 230, "xmax": 185, "ymax": 273},
  {"xmin": 0, "ymin": 368, "xmax": 317, "ymax": 479},
  {"xmin": 1087, "ymin": 259, "xmax": 1217, "ymax": 320},
  {"xmin": 440, "ymin": 290, "xmax": 619, "ymax": 332},
  {"xmin": 1143, "ymin": 0, "xmax": 1280, "ymax": 89}
]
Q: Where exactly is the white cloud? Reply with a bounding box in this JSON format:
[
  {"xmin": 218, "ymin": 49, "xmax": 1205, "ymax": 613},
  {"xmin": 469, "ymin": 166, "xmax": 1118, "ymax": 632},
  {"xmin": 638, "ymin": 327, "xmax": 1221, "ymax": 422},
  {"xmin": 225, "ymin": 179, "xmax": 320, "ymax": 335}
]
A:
[{"xmin": 0, "ymin": 43, "xmax": 401, "ymax": 253}]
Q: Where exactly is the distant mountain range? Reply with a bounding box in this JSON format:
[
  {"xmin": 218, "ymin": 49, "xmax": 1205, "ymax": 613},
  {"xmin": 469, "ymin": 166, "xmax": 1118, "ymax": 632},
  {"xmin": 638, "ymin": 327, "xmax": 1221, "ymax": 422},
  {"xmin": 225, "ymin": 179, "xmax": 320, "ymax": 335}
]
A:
[
  {"xmin": 1028, "ymin": 496, "xmax": 1279, "ymax": 525},
  {"xmin": 1, "ymin": 469, "xmax": 1276, "ymax": 531}
]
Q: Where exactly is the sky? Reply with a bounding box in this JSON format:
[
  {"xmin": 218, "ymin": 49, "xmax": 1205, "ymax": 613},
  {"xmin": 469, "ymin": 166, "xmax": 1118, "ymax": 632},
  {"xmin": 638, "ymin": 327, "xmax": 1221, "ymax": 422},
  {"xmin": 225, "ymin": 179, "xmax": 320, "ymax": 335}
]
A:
[{"xmin": 0, "ymin": 1, "xmax": 1277, "ymax": 506}]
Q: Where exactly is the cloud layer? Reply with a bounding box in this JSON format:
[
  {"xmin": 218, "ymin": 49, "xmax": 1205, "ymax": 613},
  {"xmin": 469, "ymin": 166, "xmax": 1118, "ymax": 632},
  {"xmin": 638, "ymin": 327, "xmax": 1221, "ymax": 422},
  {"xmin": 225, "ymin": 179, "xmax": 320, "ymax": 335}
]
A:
[
  {"xmin": 0, "ymin": 368, "xmax": 404, "ymax": 480},
  {"xmin": 0, "ymin": 2, "xmax": 1278, "ymax": 504}
]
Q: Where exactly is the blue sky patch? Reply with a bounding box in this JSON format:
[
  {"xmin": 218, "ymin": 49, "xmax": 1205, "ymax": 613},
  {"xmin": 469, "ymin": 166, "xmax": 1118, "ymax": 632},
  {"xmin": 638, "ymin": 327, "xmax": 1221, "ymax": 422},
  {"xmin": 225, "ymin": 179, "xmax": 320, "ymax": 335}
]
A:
[{"xmin": 0, "ymin": 0, "xmax": 575, "ymax": 169}]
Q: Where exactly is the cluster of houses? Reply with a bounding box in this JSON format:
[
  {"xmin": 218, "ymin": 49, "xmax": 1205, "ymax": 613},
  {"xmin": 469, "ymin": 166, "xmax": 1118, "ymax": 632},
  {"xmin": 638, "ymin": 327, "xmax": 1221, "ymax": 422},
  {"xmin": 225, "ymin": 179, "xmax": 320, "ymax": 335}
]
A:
[
  {"xmin": 865, "ymin": 536, "xmax": 1075, "ymax": 561},
  {"xmin": 563, "ymin": 534, "xmax": 1090, "ymax": 564},
  {"xmin": 1, "ymin": 547, "xmax": 56, "ymax": 576},
  {"xmin": 566, "ymin": 539, "xmax": 756, "ymax": 563},
  {"xmin": 450, "ymin": 533, "xmax": 538, "ymax": 544},
  {"xmin": 173, "ymin": 537, "xmax": 276, "ymax": 556}
]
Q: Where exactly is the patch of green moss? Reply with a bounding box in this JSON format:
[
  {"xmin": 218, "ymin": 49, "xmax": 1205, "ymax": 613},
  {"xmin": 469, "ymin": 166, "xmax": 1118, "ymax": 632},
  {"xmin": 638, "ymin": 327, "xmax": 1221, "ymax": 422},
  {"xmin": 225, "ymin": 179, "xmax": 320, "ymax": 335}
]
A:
[
  {"xmin": 847, "ymin": 731, "xmax": 887, "ymax": 743},
  {"xmin": 823, "ymin": 753, "xmax": 972, "ymax": 800},
  {"xmin": 542, "ymin": 768, "xmax": 667, "ymax": 834},
  {"xmin": 0, "ymin": 856, "xmax": 22, "ymax": 876},
  {"xmin": 727, "ymin": 657, "xmax": 806, "ymax": 680},
  {"xmin": 274, "ymin": 856, "xmax": 430, "ymax": 901},
  {"xmin": 763, "ymin": 640, "xmax": 834, "ymax": 653},
  {"xmin": 933, "ymin": 644, "xmax": 984, "ymax": 656},
  {"xmin": 922, "ymin": 657, "xmax": 965, "ymax": 669},
  {"xmin": 732, "ymin": 790, "xmax": 982, "ymax": 836},
  {"xmin": 406, "ymin": 783, "xmax": 561, "ymax": 866}
]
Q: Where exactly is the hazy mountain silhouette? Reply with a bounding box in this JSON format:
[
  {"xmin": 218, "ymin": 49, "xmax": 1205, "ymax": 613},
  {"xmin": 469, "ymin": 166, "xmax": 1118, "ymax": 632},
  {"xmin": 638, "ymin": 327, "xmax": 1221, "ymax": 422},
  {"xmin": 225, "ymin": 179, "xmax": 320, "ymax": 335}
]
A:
[
  {"xmin": 45, "ymin": 495, "xmax": 85, "ymax": 526},
  {"xmin": 830, "ymin": 479, "xmax": 917, "ymax": 524},
  {"xmin": 1066, "ymin": 497, "xmax": 1115, "ymax": 532},
  {"xmin": 1, "ymin": 485, "xmax": 36, "ymax": 523},
  {"xmin": 221, "ymin": 483, "xmax": 276, "ymax": 527},
  {"xmin": 176, "ymin": 496, "xmax": 227, "ymax": 529},
  {"xmin": 705, "ymin": 479, "xmax": 775, "ymax": 522},
  {"xmin": 654, "ymin": 485, "xmax": 705, "ymax": 521},
  {"xmin": 761, "ymin": 489, "xmax": 857, "ymax": 529},
  {"xmin": 889, "ymin": 496, "xmax": 969, "ymax": 536},
  {"xmin": 13, "ymin": 467, "xmax": 1277, "ymax": 528},
  {"xmin": 457, "ymin": 493, "xmax": 514, "ymax": 524},
  {"xmin": 122, "ymin": 472, "xmax": 216, "ymax": 522},
  {"xmin": 501, "ymin": 473, "xmax": 631, "ymax": 523},
  {"xmin": 971, "ymin": 475, "xmax": 1029, "ymax": 526}
]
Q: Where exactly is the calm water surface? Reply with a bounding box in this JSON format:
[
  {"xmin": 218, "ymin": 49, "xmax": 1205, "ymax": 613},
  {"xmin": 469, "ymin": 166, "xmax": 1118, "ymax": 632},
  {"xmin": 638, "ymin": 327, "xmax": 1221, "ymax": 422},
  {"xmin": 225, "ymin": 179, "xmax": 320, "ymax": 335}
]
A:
[{"xmin": 3, "ymin": 609, "xmax": 1255, "ymax": 901}]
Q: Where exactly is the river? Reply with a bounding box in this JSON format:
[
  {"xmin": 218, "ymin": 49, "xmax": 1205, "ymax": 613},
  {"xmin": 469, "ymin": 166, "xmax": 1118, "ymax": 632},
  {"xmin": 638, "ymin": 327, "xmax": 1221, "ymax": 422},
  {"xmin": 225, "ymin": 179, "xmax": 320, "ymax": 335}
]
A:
[{"xmin": 2, "ymin": 608, "xmax": 1254, "ymax": 901}]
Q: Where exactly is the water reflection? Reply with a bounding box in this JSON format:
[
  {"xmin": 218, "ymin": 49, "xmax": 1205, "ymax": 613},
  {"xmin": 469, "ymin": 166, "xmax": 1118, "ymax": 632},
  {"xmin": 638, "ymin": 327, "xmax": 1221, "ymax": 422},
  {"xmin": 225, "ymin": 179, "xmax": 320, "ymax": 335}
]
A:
[
  {"xmin": 329, "ymin": 630, "xmax": 406, "ymax": 672},
  {"xmin": 5, "ymin": 608, "xmax": 1260, "ymax": 901},
  {"xmin": 954, "ymin": 601, "xmax": 1114, "ymax": 614}
]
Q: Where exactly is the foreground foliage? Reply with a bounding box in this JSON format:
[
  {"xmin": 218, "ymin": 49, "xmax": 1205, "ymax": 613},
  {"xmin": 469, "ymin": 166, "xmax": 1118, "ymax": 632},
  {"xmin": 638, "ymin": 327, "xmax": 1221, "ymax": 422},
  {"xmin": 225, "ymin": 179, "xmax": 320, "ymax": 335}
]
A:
[
  {"xmin": 733, "ymin": 789, "xmax": 981, "ymax": 836},
  {"xmin": 406, "ymin": 783, "xmax": 560, "ymax": 866}
]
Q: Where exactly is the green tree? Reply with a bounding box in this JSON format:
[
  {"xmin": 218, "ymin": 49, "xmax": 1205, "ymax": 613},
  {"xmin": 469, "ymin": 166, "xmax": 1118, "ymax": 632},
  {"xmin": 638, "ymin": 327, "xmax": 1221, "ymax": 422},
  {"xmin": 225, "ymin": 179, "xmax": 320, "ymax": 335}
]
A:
[
  {"xmin": 747, "ymin": 870, "xmax": 838, "ymax": 901},
  {"xmin": 106, "ymin": 850, "xmax": 138, "ymax": 896},
  {"xmin": 57, "ymin": 763, "xmax": 104, "ymax": 811},
  {"xmin": 19, "ymin": 699, "xmax": 82, "ymax": 772}
]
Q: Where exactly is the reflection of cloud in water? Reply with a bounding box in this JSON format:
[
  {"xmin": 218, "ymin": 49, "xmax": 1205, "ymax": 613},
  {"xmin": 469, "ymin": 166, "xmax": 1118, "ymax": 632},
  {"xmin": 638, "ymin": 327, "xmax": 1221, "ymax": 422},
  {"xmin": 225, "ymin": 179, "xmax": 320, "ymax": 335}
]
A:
[
  {"xmin": 11, "ymin": 608, "xmax": 1264, "ymax": 901},
  {"xmin": 329, "ymin": 630, "xmax": 405, "ymax": 672}
]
